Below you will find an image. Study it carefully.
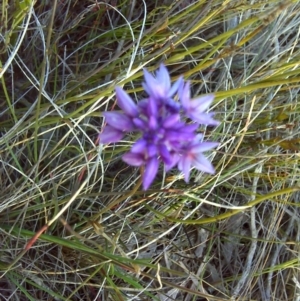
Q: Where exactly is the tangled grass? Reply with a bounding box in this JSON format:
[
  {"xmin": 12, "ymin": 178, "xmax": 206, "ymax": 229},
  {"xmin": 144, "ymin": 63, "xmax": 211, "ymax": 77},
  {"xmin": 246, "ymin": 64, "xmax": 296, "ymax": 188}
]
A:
[{"xmin": 0, "ymin": 0, "xmax": 300, "ymax": 300}]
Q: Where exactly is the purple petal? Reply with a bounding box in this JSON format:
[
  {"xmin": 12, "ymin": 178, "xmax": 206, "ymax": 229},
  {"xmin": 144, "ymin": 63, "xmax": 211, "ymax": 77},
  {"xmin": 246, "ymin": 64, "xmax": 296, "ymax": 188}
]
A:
[
  {"xmin": 162, "ymin": 114, "xmax": 180, "ymax": 128},
  {"xmin": 122, "ymin": 152, "xmax": 145, "ymax": 166},
  {"xmin": 133, "ymin": 117, "xmax": 147, "ymax": 129},
  {"xmin": 168, "ymin": 76, "xmax": 184, "ymax": 97},
  {"xmin": 167, "ymin": 140, "xmax": 182, "ymax": 151},
  {"xmin": 188, "ymin": 112, "xmax": 220, "ymax": 126},
  {"xmin": 178, "ymin": 156, "xmax": 192, "ymax": 183},
  {"xmin": 115, "ymin": 87, "xmax": 138, "ymax": 117},
  {"xmin": 137, "ymin": 99, "xmax": 148, "ymax": 113},
  {"xmin": 147, "ymin": 96, "xmax": 158, "ymax": 117},
  {"xmin": 103, "ymin": 112, "xmax": 134, "ymax": 131},
  {"xmin": 143, "ymin": 157, "xmax": 159, "ymax": 190},
  {"xmin": 100, "ymin": 126, "xmax": 124, "ymax": 144},
  {"xmin": 164, "ymin": 124, "xmax": 199, "ymax": 143},
  {"xmin": 192, "ymin": 153, "xmax": 216, "ymax": 174},
  {"xmin": 142, "ymin": 68, "xmax": 158, "ymax": 95},
  {"xmin": 166, "ymin": 120, "xmax": 185, "ymax": 130},
  {"xmin": 164, "ymin": 152, "xmax": 180, "ymax": 171},
  {"xmin": 147, "ymin": 143, "xmax": 157, "ymax": 158},
  {"xmin": 156, "ymin": 64, "xmax": 171, "ymax": 91},
  {"xmin": 131, "ymin": 139, "xmax": 147, "ymax": 153},
  {"xmin": 165, "ymin": 98, "xmax": 181, "ymax": 112},
  {"xmin": 189, "ymin": 95, "xmax": 214, "ymax": 113},
  {"xmin": 178, "ymin": 123, "xmax": 199, "ymax": 133},
  {"xmin": 179, "ymin": 81, "xmax": 191, "ymax": 109},
  {"xmin": 166, "ymin": 128, "xmax": 197, "ymax": 142},
  {"xmin": 148, "ymin": 115, "xmax": 158, "ymax": 130},
  {"xmin": 191, "ymin": 142, "xmax": 219, "ymax": 153},
  {"xmin": 158, "ymin": 144, "xmax": 172, "ymax": 165},
  {"xmin": 143, "ymin": 66, "xmax": 169, "ymax": 100}
]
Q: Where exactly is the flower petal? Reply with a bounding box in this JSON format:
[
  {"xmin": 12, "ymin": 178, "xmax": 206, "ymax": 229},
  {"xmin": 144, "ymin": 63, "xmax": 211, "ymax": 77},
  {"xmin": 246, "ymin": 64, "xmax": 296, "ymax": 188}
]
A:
[
  {"xmin": 191, "ymin": 142, "xmax": 219, "ymax": 153},
  {"xmin": 131, "ymin": 139, "xmax": 147, "ymax": 153},
  {"xmin": 156, "ymin": 64, "xmax": 171, "ymax": 91},
  {"xmin": 164, "ymin": 152, "xmax": 180, "ymax": 171},
  {"xmin": 115, "ymin": 87, "xmax": 138, "ymax": 117},
  {"xmin": 103, "ymin": 112, "xmax": 134, "ymax": 131},
  {"xmin": 148, "ymin": 115, "xmax": 158, "ymax": 130},
  {"xmin": 178, "ymin": 156, "xmax": 192, "ymax": 183},
  {"xmin": 142, "ymin": 68, "xmax": 158, "ymax": 96},
  {"xmin": 166, "ymin": 132, "xmax": 194, "ymax": 142},
  {"xmin": 189, "ymin": 95, "xmax": 214, "ymax": 113},
  {"xmin": 179, "ymin": 81, "xmax": 191, "ymax": 109},
  {"xmin": 122, "ymin": 152, "xmax": 145, "ymax": 166},
  {"xmin": 100, "ymin": 126, "xmax": 124, "ymax": 144},
  {"xmin": 192, "ymin": 153, "xmax": 216, "ymax": 174},
  {"xmin": 147, "ymin": 143, "xmax": 157, "ymax": 158},
  {"xmin": 158, "ymin": 144, "xmax": 172, "ymax": 165},
  {"xmin": 165, "ymin": 123, "xmax": 198, "ymax": 141},
  {"xmin": 133, "ymin": 117, "xmax": 147, "ymax": 129},
  {"xmin": 188, "ymin": 112, "xmax": 220, "ymax": 126},
  {"xmin": 147, "ymin": 96, "xmax": 158, "ymax": 117},
  {"xmin": 162, "ymin": 114, "xmax": 180, "ymax": 128},
  {"xmin": 143, "ymin": 65, "xmax": 170, "ymax": 100},
  {"xmin": 168, "ymin": 76, "xmax": 184, "ymax": 98},
  {"xmin": 178, "ymin": 123, "xmax": 199, "ymax": 133},
  {"xmin": 143, "ymin": 157, "xmax": 159, "ymax": 190}
]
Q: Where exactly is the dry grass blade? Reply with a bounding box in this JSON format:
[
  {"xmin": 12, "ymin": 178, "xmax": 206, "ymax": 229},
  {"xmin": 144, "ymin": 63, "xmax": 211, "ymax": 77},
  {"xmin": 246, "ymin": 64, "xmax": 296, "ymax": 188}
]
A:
[{"xmin": 0, "ymin": 0, "xmax": 300, "ymax": 300}]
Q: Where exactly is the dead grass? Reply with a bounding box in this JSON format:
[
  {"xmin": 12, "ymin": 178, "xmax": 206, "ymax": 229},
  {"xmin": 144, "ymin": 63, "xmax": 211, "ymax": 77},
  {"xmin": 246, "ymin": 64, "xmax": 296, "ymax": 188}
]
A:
[{"xmin": 0, "ymin": 0, "xmax": 300, "ymax": 300}]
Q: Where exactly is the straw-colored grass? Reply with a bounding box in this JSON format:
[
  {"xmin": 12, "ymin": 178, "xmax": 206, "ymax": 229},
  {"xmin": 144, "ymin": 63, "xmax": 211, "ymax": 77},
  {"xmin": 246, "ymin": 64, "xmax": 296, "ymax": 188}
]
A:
[{"xmin": 0, "ymin": 0, "xmax": 299, "ymax": 300}]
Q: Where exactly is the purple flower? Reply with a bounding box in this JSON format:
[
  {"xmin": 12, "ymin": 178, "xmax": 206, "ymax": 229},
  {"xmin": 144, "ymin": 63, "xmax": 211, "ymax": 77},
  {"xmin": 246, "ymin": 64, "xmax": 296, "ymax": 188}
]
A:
[
  {"xmin": 177, "ymin": 139, "xmax": 219, "ymax": 182},
  {"xmin": 99, "ymin": 64, "xmax": 219, "ymax": 189},
  {"xmin": 122, "ymin": 151, "xmax": 145, "ymax": 167},
  {"xmin": 115, "ymin": 87, "xmax": 138, "ymax": 117},
  {"xmin": 103, "ymin": 112, "xmax": 134, "ymax": 131},
  {"xmin": 101, "ymin": 126, "xmax": 124, "ymax": 144},
  {"xmin": 122, "ymin": 139, "xmax": 161, "ymax": 190},
  {"xmin": 179, "ymin": 81, "xmax": 220, "ymax": 126},
  {"xmin": 142, "ymin": 64, "xmax": 182, "ymax": 101},
  {"xmin": 143, "ymin": 157, "xmax": 159, "ymax": 190},
  {"xmin": 99, "ymin": 112, "xmax": 134, "ymax": 144}
]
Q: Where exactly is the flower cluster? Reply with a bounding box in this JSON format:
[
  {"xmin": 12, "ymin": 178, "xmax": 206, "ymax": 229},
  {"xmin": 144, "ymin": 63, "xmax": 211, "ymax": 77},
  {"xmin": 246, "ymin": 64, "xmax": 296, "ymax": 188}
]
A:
[{"xmin": 100, "ymin": 64, "xmax": 219, "ymax": 190}]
